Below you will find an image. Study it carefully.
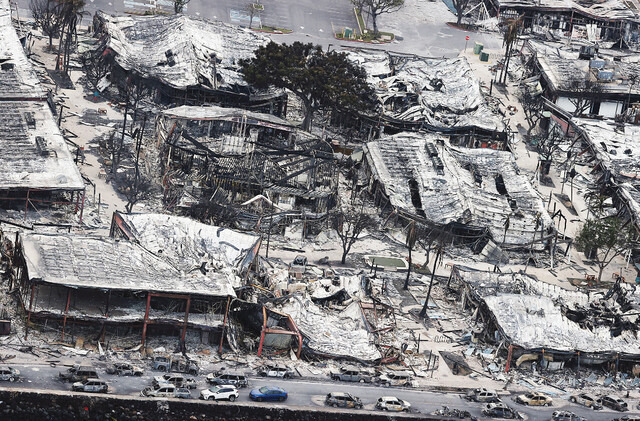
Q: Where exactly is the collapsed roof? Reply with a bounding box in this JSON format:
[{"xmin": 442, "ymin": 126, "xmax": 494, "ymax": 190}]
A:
[
  {"xmin": 573, "ymin": 118, "xmax": 640, "ymax": 180},
  {"xmin": 0, "ymin": 100, "xmax": 84, "ymax": 191},
  {"xmin": 161, "ymin": 105, "xmax": 297, "ymax": 132},
  {"xmin": 343, "ymin": 48, "xmax": 505, "ymax": 133},
  {"xmin": 455, "ymin": 266, "xmax": 640, "ymax": 355},
  {"xmin": 278, "ymin": 295, "xmax": 382, "ymax": 362},
  {"xmin": 94, "ymin": 11, "xmax": 269, "ymax": 91},
  {"xmin": 112, "ymin": 212, "xmax": 261, "ymax": 276},
  {"xmin": 20, "ymin": 232, "xmax": 237, "ymax": 298},
  {"xmin": 0, "ymin": 0, "xmax": 45, "ymax": 100},
  {"xmin": 364, "ymin": 132, "xmax": 552, "ymax": 249},
  {"xmin": 488, "ymin": 0, "xmax": 637, "ymax": 21}
]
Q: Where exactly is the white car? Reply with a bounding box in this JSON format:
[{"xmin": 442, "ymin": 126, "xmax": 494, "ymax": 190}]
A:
[
  {"xmin": 200, "ymin": 385, "xmax": 239, "ymax": 401},
  {"xmin": 375, "ymin": 396, "xmax": 411, "ymax": 412}
]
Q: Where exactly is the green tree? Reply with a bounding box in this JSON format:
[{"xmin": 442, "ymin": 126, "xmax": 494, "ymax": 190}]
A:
[
  {"xmin": 241, "ymin": 42, "xmax": 376, "ymax": 131},
  {"xmin": 575, "ymin": 217, "xmax": 637, "ymax": 282},
  {"xmin": 352, "ymin": 0, "xmax": 404, "ymax": 36}
]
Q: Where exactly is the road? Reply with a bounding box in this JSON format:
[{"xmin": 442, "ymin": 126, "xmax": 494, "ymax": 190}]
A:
[{"xmin": 7, "ymin": 361, "xmax": 640, "ymax": 420}]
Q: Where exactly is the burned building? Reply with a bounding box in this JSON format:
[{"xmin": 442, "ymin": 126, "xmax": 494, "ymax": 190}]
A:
[
  {"xmin": 341, "ymin": 48, "xmax": 507, "ymax": 147},
  {"xmin": 89, "ymin": 12, "xmax": 286, "ymax": 113},
  {"xmin": 156, "ymin": 105, "xmax": 337, "ymax": 228},
  {"xmin": 363, "ymin": 132, "xmax": 553, "ymax": 255},
  {"xmin": 526, "ymin": 40, "xmax": 640, "ymax": 118},
  {"xmin": 0, "ymin": 0, "xmax": 85, "ymax": 221},
  {"xmin": 571, "ymin": 118, "xmax": 640, "ymax": 233},
  {"xmin": 15, "ymin": 212, "xmax": 261, "ymax": 347},
  {"xmin": 486, "ymin": 0, "xmax": 637, "ymax": 45},
  {"xmin": 453, "ymin": 265, "xmax": 640, "ymax": 370}
]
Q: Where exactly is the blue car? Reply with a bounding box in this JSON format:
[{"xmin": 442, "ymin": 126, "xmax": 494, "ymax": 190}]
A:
[{"xmin": 249, "ymin": 386, "xmax": 288, "ymax": 402}]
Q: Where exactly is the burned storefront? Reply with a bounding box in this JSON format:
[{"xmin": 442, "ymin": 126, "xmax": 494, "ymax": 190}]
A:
[
  {"xmin": 15, "ymin": 212, "xmax": 261, "ymax": 347},
  {"xmin": 87, "ymin": 12, "xmax": 286, "ymax": 113},
  {"xmin": 363, "ymin": 132, "xmax": 553, "ymax": 259},
  {"xmin": 453, "ymin": 266, "xmax": 640, "ymax": 373},
  {"xmin": 341, "ymin": 48, "xmax": 507, "ymax": 148},
  {"xmin": 0, "ymin": 0, "xmax": 86, "ymax": 222},
  {"xmin": 156, "ymin": 105, "xmax": 338, "ymax": 230}
]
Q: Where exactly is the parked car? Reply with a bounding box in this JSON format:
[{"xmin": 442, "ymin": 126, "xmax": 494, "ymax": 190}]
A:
[
  {"xmin": 72, "ymin": 378, "xmax": 108, "ymax": 393},
  {"xmin": 59, "ymin": 365, "xmax": 99, "ymax": 383},
  {"xmin": 325, "ymin": 392, "xmax": 363, "ymax": 409},
  {"xmin": 0, "ymin": 366, "xmax": 20, "ymax": 382},
  {"xmin": 612, "ymin": 417, "xmax": 640, "ymax": 421},
  {"xmin": 375, "ymin": 396, "xmax": 411, "ymax": 412},
  {"xmin": 152, "ymin": 374, "xmax": 197, "ymax": 389},
  {"xmin": 377, "ymin": 370, "xmax": 414, "ymax": 387},
  {"xmin": 249, "ymin": 385, "xmax": 288, "ymax": 402},
  {"xmin": 600, "ymin": 395, "xmax": 628, "ymax": 412},
  {"xmin": 257, "ymin": 363, "xmax": 295, "ymax": 379},
  {"xmin": 552, "ymin": 411, "xmax": 587, "ymax": 421},
  {"xmin": 206, "ymin": 372, "xmax": 248, "ymax": 388},
  {"xmin": 141, "ymin": 384, "xmax": 191, "ymax": 399},
  {"xmin": 152, "ymin": 355, "xmax": 199, "ymax": 375},
  {"xmin": 516, "ymin": 391, "xmax": 553, "ymax": 406},
  {"xmin": 466, "ymin": 387, "xmax": 500, "ymax": 403},
  {"xmin": 482, "ymin": 403, "xmax": 521, "ymax": 419},
  {"xmin": 330, "ymin": 366, "xmax": 372, "ymax": 383},
  {"xmin": 199, "ymin": 385, "xmax": 239, "ymax": 401},
  {"xmin": 106, "ymin": 362, "xmax": 143, "ymax": 376},
  {"xmin": 569, "ymin": 393, "xmax": 602, "ymax": 410}
]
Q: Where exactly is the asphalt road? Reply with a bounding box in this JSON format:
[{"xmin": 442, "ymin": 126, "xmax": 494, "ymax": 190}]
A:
[{"xmin": 6, "ymin": 361, "xmax": 640, "ymax": 420}]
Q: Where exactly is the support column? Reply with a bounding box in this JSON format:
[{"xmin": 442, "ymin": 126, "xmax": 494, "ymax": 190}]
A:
[
  {"xmin": 62, "ymin": 288, "xmax": 71, "ymax": 341},
  {"xmin": 141, "ymin": 293, "xmax": 151, "ymax": 346},
  {"xmin": 24, "ymin": 284, "xmax": 35, "ymax": 340},
  {"xmin": 181, "ymin": 296, "xmax": 191, "ymax": 345},
  {"xmin": 218, "ymin": 296, "xmax": 231, "ymax": 354},
  {"xmin": 24, "ymin": 189, "xmax": 30, "ymax": 222},
  {"xmin": 78, "ymin": 189, "xmax": 86, "ymax": 224},
  {"xmin": 257, "ymin": 306, "xmax": 267, "ymax": 357},
  {"xmin": 505, "ymin": 344, "xmax": 514, "ymax": 372}
]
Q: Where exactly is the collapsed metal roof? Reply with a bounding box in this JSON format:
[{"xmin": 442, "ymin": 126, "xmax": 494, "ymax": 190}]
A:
[
  {"xmin": 278, "ymin": 295, "xmax": 382, "ymax": 362},
  {"xmin": 364, "ymin": 132, "xmax": 552, "ymax": 249},
  {"xmin": 343, "ymin": 48, "xmax": 505, "ymax": 133},
  {"xmin": 95, "ymin": 11, "xmax": 269, "ymax": 91},
  {"xmin": 113, "ymin": 212, "xmax": 261, "ymax": 275},
  {"xmin": 0, "ymin": 0, "xmax": 45, "ymax": 100},
  {"xmin": 455, "ymin": 266, "xmax": 640, "ymax": 355},
  {"xmin": 0, "ymin": 101, "xmax": 84, "ymax": 191},
  {"xmin": 161, "ymin": 105, "xmax": 297, "ymax": 131},
  {"xmin": 21, "ymin": 232, "xmax": 237, "ymax": 298}
]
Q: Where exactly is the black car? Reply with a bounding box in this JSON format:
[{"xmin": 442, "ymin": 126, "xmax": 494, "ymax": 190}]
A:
[{"xmin": 600, "ymin": 395, "xmax": 628, "ymax": 412}]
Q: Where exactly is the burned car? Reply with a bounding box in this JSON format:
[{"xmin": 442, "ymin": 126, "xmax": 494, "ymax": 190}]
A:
[
  {"xmin": 600, "ymin": 395, "xmax": 628, "ymax": 412},
  {"xmin": 515, "ymin": 391, "xmax": 552, "ymax": 406},
  {"xmin": 257, "ymin": 363, "xmax": 295, "ymax": 379},
  {"xmin": 152, "ymin": 355, "xmax": 199, "ymax": 375},
  {"xmin": 325, "ymin": 392, "xmax": 363, "ymax": 409},
  {"xmin": 59, "ymin": 365, "xmax": 99, "ymax": 383},
  {"xmin": 377, "ymin": 370, "xmax": 414, "ymax": 387},
  {"xmin": 0, "ymin": 366, "xmax": 20, "ymax": 382},
  {"xmin": 482, "ymin": 403, "xmax": 521, "ymax": 419},
  {"xmin": 569, "ymin": 393, "xmax": 602, "ymax": 410},
  {"xmin": 141, "ymin": 384, "xmax": 191, "ymax": 399},
  {"xmin": 465, "ymin": 387, "xmax": 500, "ymax": 403},
  {"xmin": 152, "ymin": 373, "xmax": 197, "ymax": 389},
  {"xmin": 375, "ymin": 396, "xmax": 411, "ymax": 412},
  {"xmin": 330, "ymin": 366, "xmax": 372, "ymax": 383},
  {"xmin": 72, "ymin": 378, "xmax": 108, "ymax": 393},
  {"xmin": 106, "ymin": 362, "xmax": 144, "ymax": 376}
]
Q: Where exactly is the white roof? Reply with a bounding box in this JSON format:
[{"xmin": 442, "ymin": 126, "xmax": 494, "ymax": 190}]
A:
[{"xmin": 491, "ymin": 0, "xmax": 637, "ymax": 21}]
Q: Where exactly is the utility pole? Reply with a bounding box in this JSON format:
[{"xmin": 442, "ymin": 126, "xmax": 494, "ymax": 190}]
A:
[{"xmin": 419, "ymin": 246, "xmax": 441, "ymax": 318}]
